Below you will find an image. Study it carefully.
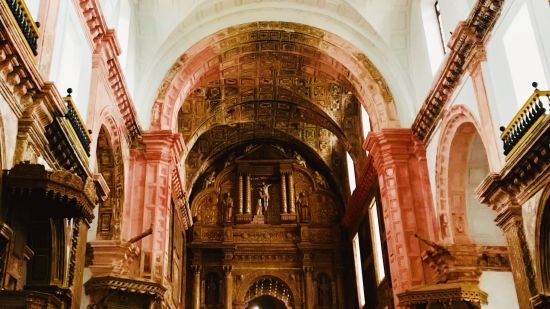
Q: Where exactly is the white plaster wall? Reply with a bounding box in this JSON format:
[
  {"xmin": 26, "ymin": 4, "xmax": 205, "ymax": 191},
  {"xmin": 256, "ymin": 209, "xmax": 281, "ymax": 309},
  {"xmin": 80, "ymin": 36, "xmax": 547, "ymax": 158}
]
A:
[
  {"xmin": 485, "ymin": 0, "xmax": 550, "ymax": 151},
  {"xmin": 0, "ymin": 96, "xmax": 20, "ymax": 170},
  {"xmin": 479, "ymin": 271, "xmax": 519, "ymax": 309},
  {"xmin": 408, "ymin": 0, "xmax": 437, "ymax": 107},
  {"xmin": 48, "ymin": 0, "xmax": 92, "ymax": 121},
  {"xmin": 438, "ymin": 0, "xmax": 471, "ymax": 37},
  {"xmin": 26, "ymin": 0, "xmax": 41, "ymax": 21},
  {"xmin": 426, "ymin": 123, "xmax": 440, "ymax": 231},
  {"xmin": 522, "ymin": 189, "xmax": 543, "ymax": 263}
]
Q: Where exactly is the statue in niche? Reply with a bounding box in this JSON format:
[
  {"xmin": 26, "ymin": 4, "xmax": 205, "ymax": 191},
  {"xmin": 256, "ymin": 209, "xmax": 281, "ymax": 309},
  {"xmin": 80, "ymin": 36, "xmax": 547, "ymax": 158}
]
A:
[
  {"xmin": 203, "ymin": 171, "xmax": 216, "ymax": 189},
  {"xmin": 223, "ymin": 192, "xmax": 234, "ymax": 222},
  {"xmin": 296, "ymin": 191, "xmax": 310, "ymax": 222},
  {"xmin": 273, "ymin": 144, "xmax": 286, "ymax": 153},
  {"xmin": 314, "ymin": 171, "xmax": 328, "ymax": 188},
  {"xmin": 224, "ymin": 153, "xmax": 236, "ymax": 167},
  {"xmin": 257, "ymin": 182, "xmax": 272, "ymax": 212},
  {"xmin": 439, "ymin": 214, "xmax": 449, "ymax": 238},
  {"xmin": 205, "ymin": 273, "xmax": 220, "ymax": 305},
  {"xmin": 454, "ymin": 214, "xmax": 465, "ymax": 234},
  {"xmin": 317, "ymin": 274, "xmax": 332, "ymax": 307},
  {"xmin": 294, "ymin": 151, "xmax": 307, "ymax": 167},
  {"xmin": 255, "ymin": 199, "xmax": 263, "ymax": 216}
]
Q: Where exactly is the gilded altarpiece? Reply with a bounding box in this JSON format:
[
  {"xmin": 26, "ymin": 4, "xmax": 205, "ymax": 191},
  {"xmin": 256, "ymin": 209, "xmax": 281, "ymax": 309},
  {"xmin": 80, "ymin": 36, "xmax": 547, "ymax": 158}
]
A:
[{"xmin": 188, "ymin": 144, "xmax": 346, "ymax": 309}]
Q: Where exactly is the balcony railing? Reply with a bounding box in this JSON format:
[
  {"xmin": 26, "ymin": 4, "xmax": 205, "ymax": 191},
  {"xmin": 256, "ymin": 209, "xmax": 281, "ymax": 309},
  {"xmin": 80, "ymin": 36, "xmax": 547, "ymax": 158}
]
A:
[
  {"xmin": 500, "ymin": 82, "xmax": 550, "ymax": 157},
  {"xmin": 64, "ymin": 88, "xmax": 91, "ymax": 156},
  {"xmin": 5, "ymin": 0, "xmax": 39, "ymax": 55}
]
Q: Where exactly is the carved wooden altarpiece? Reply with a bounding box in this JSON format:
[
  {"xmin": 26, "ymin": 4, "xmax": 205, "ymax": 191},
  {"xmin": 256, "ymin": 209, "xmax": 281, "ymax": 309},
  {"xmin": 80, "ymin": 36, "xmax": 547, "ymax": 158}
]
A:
[{"xmin": 189, "ymin": 144, "xmax": 347, "ymax": 309}]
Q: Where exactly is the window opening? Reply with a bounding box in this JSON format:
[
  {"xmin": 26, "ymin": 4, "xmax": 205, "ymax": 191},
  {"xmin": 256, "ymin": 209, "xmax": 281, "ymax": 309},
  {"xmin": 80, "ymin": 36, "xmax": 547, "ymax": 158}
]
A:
[
  {"xmin": 353, "ymin": 233, "xmax": 366, "ymax": 307},
  {"xmin": 369, "ymin": 200, "xmax": 386, "ymax": 284},
  {"xmin": 434, "ymin": 1, "xmax": 447, "ymax": 54}
]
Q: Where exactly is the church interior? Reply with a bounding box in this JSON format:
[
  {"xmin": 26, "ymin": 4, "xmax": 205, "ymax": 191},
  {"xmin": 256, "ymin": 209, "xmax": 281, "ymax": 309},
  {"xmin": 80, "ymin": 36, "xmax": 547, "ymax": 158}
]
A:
[{"xmin": 0, "ymin": 0, "xmax": 548, "ymax": 308}]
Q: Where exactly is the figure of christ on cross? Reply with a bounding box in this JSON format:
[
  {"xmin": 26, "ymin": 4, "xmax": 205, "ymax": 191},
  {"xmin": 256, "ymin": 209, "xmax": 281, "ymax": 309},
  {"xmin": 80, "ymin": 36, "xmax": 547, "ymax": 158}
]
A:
[{"xmin": 257, "ymin": 182, "xmax": 272, "ymax": 214}]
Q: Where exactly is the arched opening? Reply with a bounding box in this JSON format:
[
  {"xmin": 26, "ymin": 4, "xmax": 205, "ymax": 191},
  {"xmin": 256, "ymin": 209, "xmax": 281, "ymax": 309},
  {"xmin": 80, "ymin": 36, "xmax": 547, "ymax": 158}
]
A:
[
  {"xmin": 94, "ymin": 127, "xmax": 124, "ymax": 241},
  {"xmin": 446, "ymin": 122, "xmax": 504, "ymax": 245},
  {"xmin": 245, "ymin": 277, "xmax": 293, "ymax": 309},
  {"xmin": 246, "ymin": 295, "xmax": 287, "ymax": 309},
  {"xmin": 539, "ymin": 196, "xmax": 550, "ymax": 293}
]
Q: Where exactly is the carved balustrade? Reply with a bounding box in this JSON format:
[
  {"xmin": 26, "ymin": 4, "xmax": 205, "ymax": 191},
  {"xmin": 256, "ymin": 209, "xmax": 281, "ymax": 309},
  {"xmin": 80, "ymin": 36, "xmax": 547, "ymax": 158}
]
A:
[
  {"xmin": 3, "ymin": 0, "xmax": 39, "ymax": 55},
  {"xmin": 45, "ymin": 89, "xmax": 92, "ymax": 180},
  {"xmin": 64, "ymin": 88, "xmax": 91, "ymax": 156},
  {"xmin": 500, "ymin": 83, "xmax": 549, "ymax": 156}
]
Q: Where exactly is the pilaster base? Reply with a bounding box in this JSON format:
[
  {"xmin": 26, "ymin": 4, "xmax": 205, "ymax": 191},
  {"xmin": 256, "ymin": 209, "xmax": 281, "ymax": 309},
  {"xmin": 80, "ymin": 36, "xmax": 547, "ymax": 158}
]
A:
[
  {"xmin": 251, "ymin": 215, "xmax": 265, "ymax": 224},
  {"xmin": 281, "ymin": 213, "xmax": 297, "ymax": 223},
  {"xmin": 235, "ymin": 213, "xmax": 252, "ymax": 224},
  {"xmin": 530, "ymin": 294, "xmax": 550, "ymax": 309}
]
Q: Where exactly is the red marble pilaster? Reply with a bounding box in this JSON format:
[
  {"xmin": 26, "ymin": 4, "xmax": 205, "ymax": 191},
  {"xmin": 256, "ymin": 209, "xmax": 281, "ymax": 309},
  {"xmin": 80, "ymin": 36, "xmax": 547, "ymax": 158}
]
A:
[
  {"xmin": 126, "ymin": 130, "xmax": 184, "ymax": 283},
  {"xmin": 365, "ymin": 128, "xmax": 437, "ymax": 307}
]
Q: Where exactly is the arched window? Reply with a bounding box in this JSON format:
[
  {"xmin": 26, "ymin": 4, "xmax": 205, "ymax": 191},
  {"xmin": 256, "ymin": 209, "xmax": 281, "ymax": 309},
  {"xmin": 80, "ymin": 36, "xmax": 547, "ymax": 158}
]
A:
[
  {"xmin": 369, "ymin": 199, "xmax": 386, "ymax": 284},
  {"xmin": 352, "ymin": 233, "xmax": 366, "ymax": 308},
  {"xmin": 434, "ymin": 1, "xmax": 447, "ymax": 55},
  {"xmin": 346, "ymin": 152, "xmax": 356, "ymax": 193}
]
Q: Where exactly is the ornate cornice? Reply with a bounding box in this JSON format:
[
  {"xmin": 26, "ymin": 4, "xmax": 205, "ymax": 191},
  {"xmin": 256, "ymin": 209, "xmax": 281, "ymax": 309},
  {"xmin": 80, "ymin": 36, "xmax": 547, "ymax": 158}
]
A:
[
  {"xmin": 78, "ymin": 0, "xmax": 142, "ymax": 144},
  {"xmin": 398, "ymin": 282, "xmax": 488, "ymax": 307},
  {"xmin": 411, "ymin": 0, "xmax": 505, "ymax": 143},
  {"xmin": 84, "ymin": 275, "xmax": 166, "ymax": 299},
  {"xmin": 3, "ymin": 163, "xmax": 98, "ymax": 223}
]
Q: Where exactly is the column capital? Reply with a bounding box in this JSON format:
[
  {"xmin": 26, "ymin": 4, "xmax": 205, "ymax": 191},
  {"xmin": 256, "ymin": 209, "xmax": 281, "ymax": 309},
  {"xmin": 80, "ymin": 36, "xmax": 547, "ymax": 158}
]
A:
[
  {"xmin": 466, "ymin": 43, "xmax": 487, "ymax": 75},
  {"xmin": 364, "ymin": 128, "xmax": 425, "ymax": 171},
  {"xmin": 222, "ymin": 265, "xmax": 233, "ymax": 274},
  {"xmin": 303, "ymin": 266, "xmax": 313, "ymax": 273},
  {"xmin": 141, "ymin": 130, "xmax": 185, "ymax": 161},
  {"xmin": 191, "ymin": 265, "xmax": 202, "ymax": 274}
]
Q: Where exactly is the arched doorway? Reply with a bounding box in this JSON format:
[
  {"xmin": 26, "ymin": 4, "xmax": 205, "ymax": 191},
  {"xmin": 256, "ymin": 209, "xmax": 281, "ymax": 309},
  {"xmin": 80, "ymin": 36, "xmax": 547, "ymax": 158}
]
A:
[
  {"xmin": 95, "ymin": 126, "xmax": 124, "ymax": 240},
  {"xmin": 538, "ymin": 195, "xmax": 550, "ymax": 293},
  {"xmin": 244, "ymin": 277, "xmax": 293, "ymax": 309},
  {"xmin": 246, "ymin": 295, "xmax": 287, "ymax": 309}
]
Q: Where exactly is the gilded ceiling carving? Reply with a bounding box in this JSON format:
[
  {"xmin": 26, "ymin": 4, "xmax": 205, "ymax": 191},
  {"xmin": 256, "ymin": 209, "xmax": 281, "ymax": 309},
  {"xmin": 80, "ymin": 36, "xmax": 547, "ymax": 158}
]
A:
[{"xmin": 156, "ymin": 22, "xmax": 399, "ymax": 134}]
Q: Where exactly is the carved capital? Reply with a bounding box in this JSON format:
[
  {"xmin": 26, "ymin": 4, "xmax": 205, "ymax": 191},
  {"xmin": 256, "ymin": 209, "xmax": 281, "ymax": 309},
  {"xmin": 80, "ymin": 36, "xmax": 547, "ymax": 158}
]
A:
[
  {"xmin": 191, "ymin": 265, "xmax": 202, "ymax": 274},
  {"xmin": 223, "ymin": 265, "xmax": 233, "ymax": 274}
]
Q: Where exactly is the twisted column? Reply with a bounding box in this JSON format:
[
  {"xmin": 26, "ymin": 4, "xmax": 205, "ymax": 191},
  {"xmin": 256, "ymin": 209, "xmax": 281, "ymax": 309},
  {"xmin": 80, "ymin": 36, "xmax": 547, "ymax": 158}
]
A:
[
  {"xmin": 245, "ymin": 174, "xmax": 251, "ymax": 214},
  {"xmin": 238, "ymin": 174, "xmax": 243, "ymax": 214},
  {"xmin": 303, "ymin": 266, "xmax": 314, "ymax": 309},
  {"xmin": 281, "ymin": 172, "xmax": 288, "ymax": 213},
  {"xmin": 191, "ymin": 265, "xmax": 201, "ymax": 309},
  {"xmin": 288, "ymin": 172, "xmax": 296, "ymax": 214},
  {"xmin": 223, "ymin": 265, "xmax": 233, "ymax": 309}
]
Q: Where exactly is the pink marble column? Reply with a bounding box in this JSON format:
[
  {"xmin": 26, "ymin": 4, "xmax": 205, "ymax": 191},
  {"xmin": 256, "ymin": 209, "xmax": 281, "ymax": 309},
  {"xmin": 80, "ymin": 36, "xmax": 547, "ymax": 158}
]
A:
[
  {"xmin": 365, "ymin": 129, "xmax": 437, "ymax": 307},
  {"xmin": 126, "ymin": 130, "xmax": 184, "ymax": 282},
  {"xmin": 467, "ymin": 45, "xmax": 503, "ymax": 171}
]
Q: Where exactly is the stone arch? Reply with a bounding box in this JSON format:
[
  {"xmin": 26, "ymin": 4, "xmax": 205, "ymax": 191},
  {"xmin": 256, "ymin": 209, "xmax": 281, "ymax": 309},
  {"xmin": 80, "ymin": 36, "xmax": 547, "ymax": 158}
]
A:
[
  {"xmin": 535, "ymin": 183, "xmax": 550, "ymax": 293},
  {"xmin": 435, "ymin": 104, "xmax": 504, "ymax": 245},
  {"xmin": 242, "ymin": 275, "xmax": 295, "ymax": 308},
  {"xmin": 150, "ymin": 22, "xmax": 402, "ymax": 133},
  {"xmin": 94, "ymin": 122, "xmax": 125, "ymax": 241},
  {"xmin": 236, "ymin": 272, "xmax": 300, "ymax": 304}
]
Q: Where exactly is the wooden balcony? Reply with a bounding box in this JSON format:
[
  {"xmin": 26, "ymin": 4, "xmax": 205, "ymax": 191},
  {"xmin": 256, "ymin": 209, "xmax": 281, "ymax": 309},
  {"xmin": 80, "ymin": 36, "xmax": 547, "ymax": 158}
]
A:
[
  {"xmin": 500, "ymin": 83, "xmax": 549, "ymax": 157},
  {"xmin": 3, "ymin": 0, "xmax": 39, "ymax": 55},
  {"xmin": 64, "ymin": 88, "xmax": 91, "ymax": 156}
]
